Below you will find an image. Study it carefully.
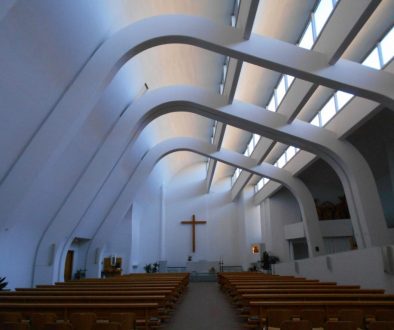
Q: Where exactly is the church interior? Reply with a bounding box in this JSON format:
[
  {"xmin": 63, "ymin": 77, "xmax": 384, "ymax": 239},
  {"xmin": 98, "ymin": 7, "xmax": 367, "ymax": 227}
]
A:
[{"xmin": 1, "ymin": 0, "xmax": 394, "ymax": 306}]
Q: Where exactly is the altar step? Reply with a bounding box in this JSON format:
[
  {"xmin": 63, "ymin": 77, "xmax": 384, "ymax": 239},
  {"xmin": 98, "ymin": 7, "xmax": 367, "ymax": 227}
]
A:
[
  {"xmin": 222, "ymin": 265, "xmax": 243, "ymax": 272},
  {"xmin": 190, "ymin": 272, "xmax": 217, "ymax": 282}
]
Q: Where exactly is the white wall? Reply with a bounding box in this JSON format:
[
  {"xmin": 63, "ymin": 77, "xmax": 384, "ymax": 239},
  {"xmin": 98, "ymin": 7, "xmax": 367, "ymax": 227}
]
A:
[
  {"xmin": 274, "ymin": 246, "xmax": 394, "ymax": 293},
  {"xmin": 0, "ymin": 1, "xmax": 146, "ymax": 288},
  {"xmin": 0, "ymin": 2, "xmax": 114, "ymax": 288},
  {"xmin": 0, "ymin": 1, "xmax": 110, "ymax": 178},
  {"xmin": 130, "ymin": 164, "xmax": 164, "ymax": 273},
  {"xmin": 105, "ymin": 205, "xmax": 133, "ymax": 274},
  {"xmin": 163, "ymin": 162, "xmax": 243, "ymax": 268},
  {"xmin": 260, "ymin": 188, "xmax": 302, "ymax": 262},
  {"xmin": 237, "ymin": 186, "xmax": 262, "ymax": 270}
]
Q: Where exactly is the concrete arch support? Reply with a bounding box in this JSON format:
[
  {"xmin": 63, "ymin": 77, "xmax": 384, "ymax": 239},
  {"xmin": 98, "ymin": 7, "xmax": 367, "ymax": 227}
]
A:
[
  {"xmin": 85, "ymin": 137, "xmax": 325, "ymax": 276},
  {"xmin": 106, "ymin": 86, "xmax": 390, "ymax": 249},
  {"xmin": 1, "ymin": 15, "xmax": 393, "ymax": 228},
  {"xmin": 35, "ymin": 86, "xmax": 389, "ymax": 283}
]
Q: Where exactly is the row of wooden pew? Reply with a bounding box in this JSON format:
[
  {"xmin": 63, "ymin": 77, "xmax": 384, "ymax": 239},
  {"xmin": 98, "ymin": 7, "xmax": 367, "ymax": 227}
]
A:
[
  {"xmin": 0, "ymin": 273, "xmax": 189, "ymax": 329},
  {"xmin": 218, "ymin": 272, "xmax": 394, "ymax": 329}
]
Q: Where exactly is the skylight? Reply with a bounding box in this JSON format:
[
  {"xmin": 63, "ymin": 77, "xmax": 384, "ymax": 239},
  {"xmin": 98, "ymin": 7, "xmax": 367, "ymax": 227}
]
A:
[
  {"xmin": 380, "ymin": 27, "xmax": 393, "ymax": 65},
  {"xmin": 362, "ymin": 26, "xmax": 394, "ymax": 70},
  {"xmin": 309, "ymin": 26, "xmax": 393, "ymax": 129},
  {"xmin": 264, "ymin": 0, "xmax": 338, "ymax": 113},
  {"xmin": 313, "ymin": 0, "xmax": 335, "ymax": 36},
  {"xmin": 255, "ymin": 145, "xmax": 300, "ymax": 192},
  {"xmin": 362, "ymin": 48, "xmax": 381, "ymax": 70},
  {"xmin": 299, "ymin": 22, "xmax": 314, "ymax": 50},
  {"xmin": 256, "ymin": 177, "xmax": 270, "ymax": 192},
  {"xmin": 231, "ymin": 134, "xmax": 261, "ymax": 185}
]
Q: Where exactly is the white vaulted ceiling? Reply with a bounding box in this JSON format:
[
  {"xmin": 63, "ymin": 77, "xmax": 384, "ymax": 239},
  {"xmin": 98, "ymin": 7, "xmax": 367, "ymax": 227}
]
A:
[
  {"xmin": 102, "ymin": 0, "xmax": 235, "ymax": 181},
  {"xmin": 2, "ymin": 0, "xmax": 391, "ymax": 190},
  {"xmin": 98, "ymin": 0, "xmax": 323, "ymax": 182}
]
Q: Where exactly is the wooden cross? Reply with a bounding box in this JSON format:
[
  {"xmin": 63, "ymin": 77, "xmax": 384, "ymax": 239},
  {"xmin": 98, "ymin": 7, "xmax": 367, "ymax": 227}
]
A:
[{"xmin": 181, "ymin": 214, "xmax": 207, "ymax": 253}]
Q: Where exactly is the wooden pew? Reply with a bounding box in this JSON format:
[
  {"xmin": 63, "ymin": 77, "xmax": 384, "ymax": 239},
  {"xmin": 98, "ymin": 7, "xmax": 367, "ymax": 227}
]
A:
[
  {"xmin": 237, "ymin": 288, "xmax": 384, "ymax": 294},
  {"xmin": 239, "ymin": 293, "xmax": 394, "ymax": 309},
  {"xmin": 17, "ymin": 286, "xmax": 181, "ymax": 300},
  {"xmin": 20, "ymin": 286, "xmax": 176, "ymax": 290},
  {"xmin": 0, "ymin": 295, "xmax": 167, "ymax": 304},
  {"xmin": 0, "ymin": 303, "xmax": 159, "ymax": 329},
  {"xmin": 230, "ymin": 289, "xmax": 387, "ymax": 308},
  {"xmin": 7, "ymin": 274, "xmax": 189, "ymax": 328},
  {"xmin": 225, "ymin": 285, "xmax": 362, "ymax": 300},
  {"xmin": 1, "ymin": 290, "xmax": 173, "ymax": 296},
  {"xmin": 0, "ymin": 294, "xmax": 174, "ymax": 323},
  {"xmin": 247, "ymin": 300, "xmax": 394, "ymax": 329}
]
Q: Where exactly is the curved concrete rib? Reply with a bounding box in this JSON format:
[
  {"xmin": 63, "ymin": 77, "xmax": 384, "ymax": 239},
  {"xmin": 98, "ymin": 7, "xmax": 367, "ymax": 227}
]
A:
[
  {"xmin": 34, "ymin": 86, "xmax": 388, "ymax": 284},
  {"xmin": 1, "ymin": 14, "xmax": 393, "ymax": 227},
  {"xmin": 84, "ymin": 137, "xmax": 325, "ymax": 276},
  {"xmin": 95, "ymin": 86, "xmax": 388, "ymax": 250}
]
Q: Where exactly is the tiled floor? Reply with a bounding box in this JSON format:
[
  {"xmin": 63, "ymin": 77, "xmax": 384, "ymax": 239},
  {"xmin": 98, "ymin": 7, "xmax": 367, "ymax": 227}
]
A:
[{"xmin": 162, "ymin": 282, "xmax": 243, "ymax": 330}]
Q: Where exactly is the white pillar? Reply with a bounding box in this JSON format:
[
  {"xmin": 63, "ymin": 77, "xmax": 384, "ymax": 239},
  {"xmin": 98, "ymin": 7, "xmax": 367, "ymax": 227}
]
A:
[
  {"xmin": 131, "ymin": 209, "xmax": 140, "ymax": 272},
  {"xmin": 159, "ymin": 184, "xmax": 166, "ymax": 260}
]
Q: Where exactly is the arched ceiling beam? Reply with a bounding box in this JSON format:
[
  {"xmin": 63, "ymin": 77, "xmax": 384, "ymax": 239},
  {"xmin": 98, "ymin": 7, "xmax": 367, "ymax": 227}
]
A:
[
  {"xmin": 230, "ymin": 0, "xmax": 384, "ymax": 199},
  {"xmin": 1, "ymin": 14, "xmax": 393, "ymax": 230},
  {"xmin": 32, "ymin": 86, "xmax": 389, "ymax": 285},
  {"xmin": 112, "ymin": 86, "xmax": 391, "ymax": 250},
  {"xmin": 83, "ymin": 137, "xmax": 324, "ymax": 277},
  {"xmin": 206, "ymin": 0, "xmax": 259, "ymax": 192}
]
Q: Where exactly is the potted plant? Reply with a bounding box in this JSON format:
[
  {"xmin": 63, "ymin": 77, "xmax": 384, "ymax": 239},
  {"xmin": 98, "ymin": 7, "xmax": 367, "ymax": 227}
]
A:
[
  {"xmin": 0, "ymin": 277, "xmax": 8, "ymax": 290},
  {"xmin": 74, "ymin": 269, "xmax": 87, "ymax": 280},
  {"xmin": 144, "ymin": 262, "xmax": 159, "ymax": 273},
  {"xmin": 261, "ymin": 252, "xmax": 280, "ymax": 273}
]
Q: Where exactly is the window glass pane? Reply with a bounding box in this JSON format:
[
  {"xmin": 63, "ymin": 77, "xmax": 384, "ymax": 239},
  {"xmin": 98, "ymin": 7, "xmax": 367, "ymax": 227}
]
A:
[
  {"xmin": 233, "ymin": 168, "xmax": 240, "ymax": 182},
  {"xmin": 219, "ymin": 83, "xmax": 224, "ymax": 95},
  {"xmin": 253, "ymin": 134, "xmax": 260, "ymax": 145},
  {"xmin": 314, "ymin": 0, "xmax": 334, "ymax": 36},
  {"xmin": 247, "ymin": 140, "xmax": 253, "ymax": 156},
  {"xmin": 311, "ymin": 114, "xmax": 320, "ymax": 127},
  {"xmin": 381, "ymin": 27, "xmax": 394, "ymax": 66},
  {"xmin": 256, "ymin": 178, "xmax": 264, "ymax": 191},
  {"xmin": 286, "ymin": 75, "xmax": 295, "ymax": 88},
  {"xmin": 231, "ymin": 15, "xmax": 236, "ymax": 27},
  {"xmin": 362, "ymin": 47, "xmax": 381, "ymax": 70},
  {"xmin": 299, "ymin": 22, "xmax": 314, "ymax": 50},
  {"xmin": 223, "ymin": 64, "xmax": 227, "ymax": 81},
  {"xmin": 286, "ymin": 146, "xmax": 296, "ymax": 161},
  {"xmin": 263, "ymin": 178, "xmax": 269, "ymax": 185},
  {"xmin": 336, "ymin": 91, "xmax": 354, "ymax": 110},
  {"xmin": 277, "ymin": 154, "xmax": 286, "ymax": 168},
  {"xmin": 320, "ymin": 97, "xmax": 336, "ymax": 126},
  {"xmin": 276, "ymin": 76, "xmax": 286, "ymax": 105},
  {"xmin": 267, "ymin": 95, "xmax": 276, "ymax": 112}
]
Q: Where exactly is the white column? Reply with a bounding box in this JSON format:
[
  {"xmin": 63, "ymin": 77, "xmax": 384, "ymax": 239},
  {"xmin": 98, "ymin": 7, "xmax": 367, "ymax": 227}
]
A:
[
  {"xmin": 125, "ymin": 204, "xmax": 133, "ymax": 274},
  {"xmin": 131, "ymin": 210, "xmax": 140, "ymax": 272},
  {"xmin": 159, "ymin": 184, "xmax": 166, "ymax": 260}
]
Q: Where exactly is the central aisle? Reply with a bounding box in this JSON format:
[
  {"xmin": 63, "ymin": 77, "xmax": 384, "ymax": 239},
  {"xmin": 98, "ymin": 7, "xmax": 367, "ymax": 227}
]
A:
[{"xmin": 163, "ymin": 282, "xmax": 243, "ymax": 330}]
